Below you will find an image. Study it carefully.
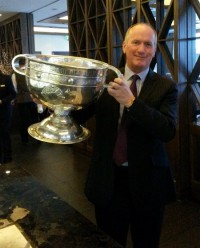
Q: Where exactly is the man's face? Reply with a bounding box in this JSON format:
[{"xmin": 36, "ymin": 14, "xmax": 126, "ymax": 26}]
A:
[{"xmin": 122, "ymin": 25, "xmax": 156, "ymax": 73}]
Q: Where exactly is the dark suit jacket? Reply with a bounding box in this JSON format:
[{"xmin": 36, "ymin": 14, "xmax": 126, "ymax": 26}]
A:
[
  {"xmin": 0, "ymin": 73, "xmax": 16, "ymax": 105},
  {"xmin": 0, "ymin": 73, "xmax": 16, "ymax": 134},
  {"xmin": 73, "ymin": 68, "xmax": 178, "ymax": 208}
]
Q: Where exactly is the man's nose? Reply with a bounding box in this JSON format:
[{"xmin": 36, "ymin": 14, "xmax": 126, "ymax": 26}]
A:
[{"xmin": 137, "ymin": 43, "xmax": 145, "ymax": 52}]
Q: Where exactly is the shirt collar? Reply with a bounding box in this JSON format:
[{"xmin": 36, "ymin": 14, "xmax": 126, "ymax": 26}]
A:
[{"xmin": 124, "ymin": 65, "xmax": 149, "ymax": 83}]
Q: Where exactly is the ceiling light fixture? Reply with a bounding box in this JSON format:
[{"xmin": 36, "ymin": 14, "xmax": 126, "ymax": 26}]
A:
[
  {"xmin": 59, "ymin": 15, "xmax": 68, "ymax": 20},
  {"xmin": 34, "ymin": 26, "xmax": 68, "ymax": 34}
]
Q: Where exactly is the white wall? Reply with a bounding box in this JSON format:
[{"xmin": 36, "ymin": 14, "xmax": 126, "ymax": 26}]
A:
[{"xmin": 34, "ymin": 34, "xmax": 69, "ymax": 55}]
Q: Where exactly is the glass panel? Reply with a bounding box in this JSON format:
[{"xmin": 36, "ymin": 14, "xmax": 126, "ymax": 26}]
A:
[
  {"xmin": 96, "ymin": 19, "xmax": 107, "ymax": 48},
  {"xmin": 153, "ymin": 57, "xmax": 173, "ymax": 79},
  {"xmin": 112, "ymin": 6, "xmax": 136, "ymax": 46},
  {"xmin": 195, "ymin": 7, "xmax": 200, "ymax": 81},
  {"xmin": 196, "ymin": 37, "xmax": 200, "ymax": 69},
  {"xmin": 114, "ymin": 0, "xmax": 136, "ymax": 9},
  {"xmin": 112, "ymin": 30, "xmax": 124, "ymax": 47},
  {"xmin": 197, "ymin": 11, "xmax": 200, "ymax": 38},
  {"xmin": 87, "ymin": 1, "xmax": 96, "ymax": 18},
  {"xmin": 188, "ymin": 10, "xmax": 196, "ymax": 38},
  {"xmin": 166, "ymin": 22, "xmax": 174, "ymax": 41},
  {"xmin": 148, "ymin": 0, "xmax": 172, "ymax": 20},
  {"xmin": 88, "ymin": 23, "xmax": 96, "ymax": 50},
  {"xmin": 130, "ymin": 5, "xmax": 137, "ymax": 16},
  {"xmin": 189, "ymin": 11, "xmax": 200, "ymax": 80},
  {"xmin": 147, "ymin": 0, "xmax": 156, "ymax": 20},
  {"xmin": 164, "ymin": 0, "xmax": 172, "ymax": 7},
  {"xmin": 129, "ymin": 0, "xmax": 137, "ymax": 7},
  {"xmin": 165, "ymin": 66, "xmax": 173, "ymax": 79},
  {"xmin": 113, "ymin": 47, "xmax": 123, "ymax": 67},
  {"xmin": 148, "ymin": 0, "xmax": 156, "ymax": 18},
  {"xmin": 97, "ymin": 0, "xmax": 106, "ymax": 15},
  {"xmin": 166, "ymin": 39, "xmax": 174, "ymax": 60},
  {"xmin": 149, "ymin": 0, "xmax": 174, "ymax": 40},
  {"xmin": 113, "ymin": 0, "xmax": 124, "ymax": 9},
  {"xmin": 196, "ymin": 15, "xmax": 200, "ymax": 77}
]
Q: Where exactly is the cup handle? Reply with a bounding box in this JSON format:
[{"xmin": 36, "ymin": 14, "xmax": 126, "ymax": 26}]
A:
[
  {"xmin": 107, "ymin": 64, "xmax": 123, "ymax": 78},
  {"xmin": 103, "ymin": 64, "xmax": 123, "ymax": 88},
  {"xmin": 11, "ymin": 54, "xmax": 27, "ymax": 75}
]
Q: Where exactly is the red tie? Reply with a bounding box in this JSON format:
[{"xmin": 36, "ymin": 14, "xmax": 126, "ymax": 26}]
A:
[{"xmin": 113, "ymin": 74, "xmax": 140, "ymax": 166}]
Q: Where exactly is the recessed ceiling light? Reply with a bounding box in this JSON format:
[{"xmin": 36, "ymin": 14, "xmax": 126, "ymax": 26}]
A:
[
  {"xmin": 59, "ymin": 16, "xmax": 68, "ymax": 20},
  {"xmin": 34, "ymin": 26, "xmax": 68, "ymax": 34}
]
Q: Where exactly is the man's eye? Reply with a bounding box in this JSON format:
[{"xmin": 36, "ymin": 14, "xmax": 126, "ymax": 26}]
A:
[
  {"xmin": 132, "ymin": 41, "xmax": 139, "ymax": 45},
  {"xmin": 145, "ymin": 43, "xmax": 153, "ymax": 47}
]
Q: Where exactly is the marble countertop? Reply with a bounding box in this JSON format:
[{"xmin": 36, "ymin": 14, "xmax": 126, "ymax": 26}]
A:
[{"xmin": 0, "ymin": 163, "xmax": 122, "ymax": 248}]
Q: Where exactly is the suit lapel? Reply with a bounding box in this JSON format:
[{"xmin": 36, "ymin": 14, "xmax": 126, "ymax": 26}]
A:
[{"xmin": 138, "ymin": 69, "xmax": 156, "ymax": 100}]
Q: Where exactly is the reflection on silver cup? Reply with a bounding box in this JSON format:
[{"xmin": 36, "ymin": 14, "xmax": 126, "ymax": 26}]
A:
[{"xmin": 12, "ymin": 54, "xmax": 122, "ymax": 144}]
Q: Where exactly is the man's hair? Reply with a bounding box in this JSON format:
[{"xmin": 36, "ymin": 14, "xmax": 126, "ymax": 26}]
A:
[{"xmin": 124, "ymin": 23, "xmax": 157, "ymax": 46}]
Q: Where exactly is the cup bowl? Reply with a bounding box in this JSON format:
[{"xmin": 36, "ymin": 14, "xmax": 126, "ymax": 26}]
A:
[{"xmin": 12, "ymin": 54, "xmax": 121, "ymax": 144}]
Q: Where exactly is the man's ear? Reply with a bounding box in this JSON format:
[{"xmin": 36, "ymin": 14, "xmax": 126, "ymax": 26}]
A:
[
  {"xmin": 122, "ymin": 41, "xmax": 126, "ymax": 54},
  {"xmin": 153, "ymin": 47, "xmax": 157, "ymax": 58}
]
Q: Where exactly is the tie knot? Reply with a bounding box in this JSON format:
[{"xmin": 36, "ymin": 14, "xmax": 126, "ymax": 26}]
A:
[{"xmin": 132, "ymin": 74, "xmax": 140, "ymax": 83}]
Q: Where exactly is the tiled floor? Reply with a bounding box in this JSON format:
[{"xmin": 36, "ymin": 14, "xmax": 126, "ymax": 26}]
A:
[{"xmin": 11, "ymin": 134, "xmax": 200, "ymax": 248}]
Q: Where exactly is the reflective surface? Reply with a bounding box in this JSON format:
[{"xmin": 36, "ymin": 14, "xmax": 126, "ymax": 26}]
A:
[
  {"xmin": 0, "ymin": 153, "xmax": 122, "ymax": 248},
  {"xmin": 12, "ymin": 55, "xmax": 121, "ymax": 144},
  {"xmin": 1, "ymin": 135, "xmax": 200, "ymax": 247}
]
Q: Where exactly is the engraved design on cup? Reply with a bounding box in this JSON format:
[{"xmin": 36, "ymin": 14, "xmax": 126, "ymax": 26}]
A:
[{"xmin": 12, "ymin": 54, "xmax": 122, "ymax": 144}]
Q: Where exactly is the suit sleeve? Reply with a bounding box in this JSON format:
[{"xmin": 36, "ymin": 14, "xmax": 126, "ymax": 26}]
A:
[{"xmin": 128, "ymin": 77, "xmax": 178, "ymax": 142}]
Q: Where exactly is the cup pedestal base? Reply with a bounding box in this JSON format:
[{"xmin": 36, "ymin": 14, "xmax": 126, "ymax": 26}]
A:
[{"xmin": 28, "ymin": 123, "xmax": 90, "ymax": 144}]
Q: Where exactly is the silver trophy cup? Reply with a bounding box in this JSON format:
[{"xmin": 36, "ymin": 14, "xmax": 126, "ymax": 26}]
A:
[{"xmin": 12, "ymin": 54, "xmax": 121, "ymax": 144}]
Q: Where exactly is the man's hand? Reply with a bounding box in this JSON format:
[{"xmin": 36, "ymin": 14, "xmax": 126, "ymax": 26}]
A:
[{"xmin": 107, "ymin": 77, "xmax": 135, "ymax": 107}]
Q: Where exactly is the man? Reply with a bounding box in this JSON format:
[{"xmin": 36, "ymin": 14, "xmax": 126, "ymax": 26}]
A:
[
  {"xmin": 0, "ymin": 72, "xmax": 16, "ymax": 164},
  {"xmin": 12, "ymin": 58, "xmax": 39, "ymax": 143},
  {"xmin": 73, "ymin": 22, "xmax": 178, "ymax": 248}
]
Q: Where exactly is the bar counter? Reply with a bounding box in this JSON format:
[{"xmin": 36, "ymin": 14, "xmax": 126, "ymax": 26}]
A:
[{"xmin": 0, "ymin": 163, "xmax": 122, "ymax": 248}]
